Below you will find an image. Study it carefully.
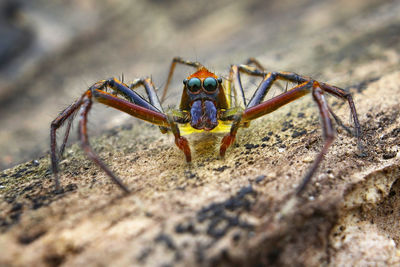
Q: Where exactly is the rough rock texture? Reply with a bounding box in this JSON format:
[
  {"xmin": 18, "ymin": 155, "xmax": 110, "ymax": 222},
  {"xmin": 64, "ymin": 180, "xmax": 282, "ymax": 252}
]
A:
[{"xmin": 1, "ymin": 0, "xmax": 400, "ymax": 266}]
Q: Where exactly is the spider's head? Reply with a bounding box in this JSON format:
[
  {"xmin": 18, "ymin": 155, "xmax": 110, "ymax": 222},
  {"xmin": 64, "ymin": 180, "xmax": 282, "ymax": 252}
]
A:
[{"xmin": 183, "ymin": 67, "xmax": 223, "ymax": 131}]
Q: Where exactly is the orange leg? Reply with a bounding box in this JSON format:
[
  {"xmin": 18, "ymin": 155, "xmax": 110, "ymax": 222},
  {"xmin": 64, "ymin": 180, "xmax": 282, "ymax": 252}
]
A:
[
  {"xmin": 161, "ymin": 57, "xmax": 202, "ymax": 103},
  {"xmin": 78, "ymin": 94, "xmax": 130, "ymax": 194},
  {"xmin": 220, "ymin": 77, "xmax": 361, "ymax": 196},
  {"xmin": 50, "ymin": 79, "xmax": 176, "ymax": 193}
]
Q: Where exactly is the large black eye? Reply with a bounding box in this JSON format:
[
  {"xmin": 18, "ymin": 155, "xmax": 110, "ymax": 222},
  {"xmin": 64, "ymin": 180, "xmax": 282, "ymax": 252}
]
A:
[
  {"xmin": 203, "ymin": 77, "xmax": 218, "ymax": 92},
  {"xmin": 187, "ymin": 78, "xmax": 201, "ymax": 93}
]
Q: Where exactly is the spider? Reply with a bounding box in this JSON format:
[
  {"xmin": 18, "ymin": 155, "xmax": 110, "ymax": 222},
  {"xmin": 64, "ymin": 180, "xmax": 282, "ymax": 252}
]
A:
[{"xmin": 50, "ymin": 57, "xmax": 362, "ymax": 195}]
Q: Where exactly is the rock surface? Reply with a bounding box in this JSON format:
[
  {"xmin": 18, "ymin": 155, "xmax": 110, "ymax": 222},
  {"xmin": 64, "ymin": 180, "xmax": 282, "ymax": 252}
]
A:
[{"xmin": 1, "ymin": 0, "xmax": 400, "ymax": 266}]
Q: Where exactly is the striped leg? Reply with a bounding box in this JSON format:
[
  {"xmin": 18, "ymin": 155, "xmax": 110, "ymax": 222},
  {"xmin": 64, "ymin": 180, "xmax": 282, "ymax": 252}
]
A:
[{"xmin": 50, "ymin": 80, "xmax": 171, "ymax": 193}]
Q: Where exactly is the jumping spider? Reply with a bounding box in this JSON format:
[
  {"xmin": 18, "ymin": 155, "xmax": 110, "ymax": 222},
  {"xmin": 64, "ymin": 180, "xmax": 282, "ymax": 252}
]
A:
[{"xmin": 51, "ymin": 57, "xmax": 362, "ymax": 195}]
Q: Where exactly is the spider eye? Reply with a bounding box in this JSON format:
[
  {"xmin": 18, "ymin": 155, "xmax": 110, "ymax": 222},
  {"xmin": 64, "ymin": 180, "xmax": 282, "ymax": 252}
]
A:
[
  {"xmin": 203, "ymin": 77, "xmax": 218, "ymax": 92},
  {"xmin": 187, "ymin": 78, "xmax": 201, "ymax": 93}
]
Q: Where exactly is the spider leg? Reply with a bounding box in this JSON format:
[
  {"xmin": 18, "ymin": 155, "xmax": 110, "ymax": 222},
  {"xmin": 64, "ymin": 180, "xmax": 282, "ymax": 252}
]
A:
[
  {"xmin": 238, "ymin": 59, "xmax": 288, "ymax": 93},
  {"xmin": 128, "ymin": 78, "xmax": 164, "ymax": 113},
  {"xmin": 245, "ymin": 57, "xmax": 266, "ymax": 71},
  {"xmin": 295, "ymin": 83, "xmax": 334, "ymax": 196},
  {"xmin": 128, "ymin": 78, "xmax": 169, "ymax": 133},
  {"xmin": 161, "ymin": 57, "xmax": 203, "ymax": 103},
  {"xmin": 222, "ymin": 81, "xmax": 336, "ymax": 195},
  {"xmin": 50, "ymin": 79, "xmax": 174, "ymax": 193},
  {"xmin": 220, "ymin": 82, "xmax": 312, "ymax": 156},
  {"xmin": 246, "ymin": 72, "xmax": 287, "ymax": 108},
  {"xmin": 51, "ymin": 96, "xmax": 85, "ymax": 191},
  {"xmin": 59, "ymin": 111, "xmax": 77, "ymax": 157},
  {"xmin": 92, "ymin": 88, "xmax": 169, "ymax": 126},
  {"xmin": 220, "ymin": 114, "xmax": 243, "ymax": 157},
  {"xmin": 318, "ymin": 82, "xmax": 363, "ymax": 152},
  {"xmin": 101, "ymin": 78, "xmax": 162, "ymax": 113},
  {"xmin": 220, "ymin": 67, "xmax": 290, "ymax": 155},
  {"xmin": 246, "ymin": 71, "xmax": 362, "ymax": 151},
  {"xmin": 243, "ymin": 82, "xmax": 312, "ymax": 121},
  {"xmin": 78, "ymin": 94, "xmax": 130, "ymax": 194},
  {"xmin": 228, "ymin": 64, "xmax": 266, "ymax": 109},
  {"xmin": 167, "ymin": 114, "xmax": 191, "ymax": 162},
  {"xmin": 96, "ymin": 88, "xmax": 191, "ymax": 161},
  {"xmin": 89, "ymin": 77, "xmax": 173, "ymax": 134},
  {"xmin": 327, "ymin": 105, "xmax": 353, "ymax": 135}
]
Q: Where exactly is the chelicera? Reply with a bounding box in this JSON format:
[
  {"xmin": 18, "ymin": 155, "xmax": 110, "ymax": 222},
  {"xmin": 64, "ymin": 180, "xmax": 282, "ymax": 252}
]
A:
[{"xmin": 50, "ymin": 57, "xmax": 362, "ymax": 195}]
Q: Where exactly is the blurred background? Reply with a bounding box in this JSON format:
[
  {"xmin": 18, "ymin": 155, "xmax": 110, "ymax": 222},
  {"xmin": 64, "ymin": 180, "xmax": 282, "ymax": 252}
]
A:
[{"xmin": 0, "ymin": 0, "xmax": 399, "ymax": 170}]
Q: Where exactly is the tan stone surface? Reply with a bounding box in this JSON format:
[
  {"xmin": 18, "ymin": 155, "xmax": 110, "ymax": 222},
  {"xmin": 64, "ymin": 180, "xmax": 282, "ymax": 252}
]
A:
[{"xmin": 0, "ymin": 0, "xmax": 400, "ymax": 266}]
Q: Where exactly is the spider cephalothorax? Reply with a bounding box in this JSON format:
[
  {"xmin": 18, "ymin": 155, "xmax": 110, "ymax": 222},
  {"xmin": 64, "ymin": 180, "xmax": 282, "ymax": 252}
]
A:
[
  {"xmin": 51, "ymin": 57, "xmax": 362, "ymax": 196},
  {"xmin": 181, "ymin": 67, "xmax": 225, "ymax": 130}
]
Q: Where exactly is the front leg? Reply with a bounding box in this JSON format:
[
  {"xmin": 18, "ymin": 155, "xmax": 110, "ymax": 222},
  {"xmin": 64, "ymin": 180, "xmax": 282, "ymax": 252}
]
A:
[
  {"xmin": 220, "ymin": 114, "xmax": 243, "ymax": 157},
  {"xmin": 218, "ymin": 81, "xmax": 312, "ymax": 157},
  {"xmin": 50, "ymin": 80, "xmax": 171, "ymax": 193},
  {"xmin": 167, "ymin": 114, "xmax": 191, "ymax": 162},
  {"xmin": 241, "ymin": 81, "xmax": 336, "ymax": 196},
  {"xmin": 244, "ymin": 71, "xmax": 362, "ymax": 150}
]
